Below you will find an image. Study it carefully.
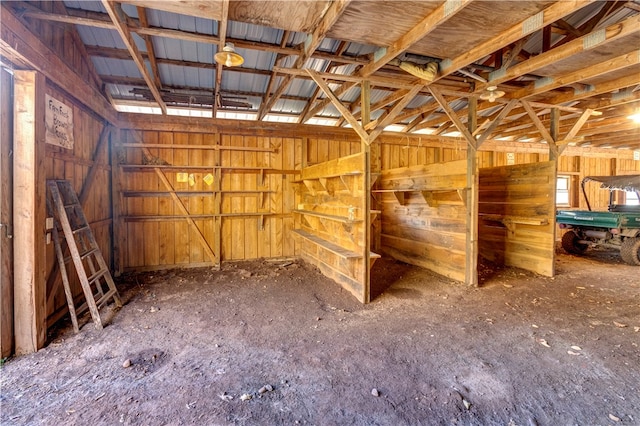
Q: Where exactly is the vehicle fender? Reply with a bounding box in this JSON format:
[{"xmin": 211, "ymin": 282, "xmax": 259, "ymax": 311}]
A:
[{"xmin": 621, "ymin": 228, "xmax": 640, "ymax": 238}]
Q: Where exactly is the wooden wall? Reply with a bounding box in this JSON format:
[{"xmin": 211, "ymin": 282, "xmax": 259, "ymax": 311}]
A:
[
  {"xmin": 44, "ymin": 84, "xmax": 111, "ymax": 326},
  {"xmin": 376, "ymin": 160, "xmax": 469, "ymax": 282},
  {"xmin": 478, "ymin": 162, "xmax": 557, "ymax": 276},
  {"xmin": 114, "ymin": 131, "xmax": 302, "ymax": 271}
]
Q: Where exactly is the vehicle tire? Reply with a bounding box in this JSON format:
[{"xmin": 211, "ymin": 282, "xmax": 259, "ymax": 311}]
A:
[
  {"xmin": 562, "ymin": 230, "xmax": 588, "ymax": 254},
  {"xmin": 620, "ymin": 237, "xmax": 640, "ymax": 266}
]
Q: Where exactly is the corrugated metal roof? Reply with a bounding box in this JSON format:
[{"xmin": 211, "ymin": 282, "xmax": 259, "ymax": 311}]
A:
[
  {"xmin": 158, "ymin": 63, "xmax": 214, "ymax": 89},
  {"xmin": 63, "ymin": 1, "xmax": 104, "ymax": 13},
  {"xmin": 76, "ymin": 26, "xmax": 127, "ymax": 50},
  {"xmin": 92, "ymin": 57, "xmax": 142, "ymax": 78}
]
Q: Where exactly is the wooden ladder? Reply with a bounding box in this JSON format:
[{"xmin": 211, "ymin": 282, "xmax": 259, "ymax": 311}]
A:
[{"xmin": 47, "ymin": 180, "xmax": 122, "ymax": 332}]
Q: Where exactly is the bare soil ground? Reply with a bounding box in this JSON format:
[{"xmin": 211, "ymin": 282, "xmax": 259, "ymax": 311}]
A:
[{"xmin": 1, "ymin": 248, "xmax": 639, "ymax": 425}]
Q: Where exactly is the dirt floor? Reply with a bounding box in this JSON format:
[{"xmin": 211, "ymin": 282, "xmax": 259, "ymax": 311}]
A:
[{"xmin": 1, "ymin": 248, "xmax": 639, "ymax": 425}]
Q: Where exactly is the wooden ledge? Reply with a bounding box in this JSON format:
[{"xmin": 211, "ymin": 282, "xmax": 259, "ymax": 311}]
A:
[{"xmin": 293, "ymin": 229, "xmax": 361, "ymax": 259}]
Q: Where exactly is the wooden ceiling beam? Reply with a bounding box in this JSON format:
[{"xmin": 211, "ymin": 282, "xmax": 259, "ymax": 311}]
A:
[
  {"xmin": 436, "ymin": 0, "xmax": 592, "ymax": 82},
  {"xmin": 369, "ymin": 84, "xmax": 424, "ymax": 140},
  {"xmin": 353, "ymin": 88, "xmax": 412, "ymax": 121},
  {"xmin": 306, "ymin": 69, "xmax": 370, "ymax": 143},
  {"xmin": 358, "ymin": 0, "xmax": 473, "ymax": 77},
  {"xmin": 549, "ymin": 72, "xmax": 640, "ymax": 104},
  {"xmin": 16, "ymin": 5, "xmax": 367, "ymax": 64},
  {"xmin": 119, "ymin": 0, "xmax": 223, "ymax": 20},
  {"xmin": 258, "ymin": 0, "xmax": 351, "ymax": 120},
  {"xmin": 513, "ymin": 50, "xmax": 640, "ymax": 99},
  {"xmin": 428, "ymin": 87, "xmax": 477, "ymax": 149},
  {"xmin": 101, "ymin": 1, "xmax": 167, "ymax": 114},
  {"xmin": 301, "ymin": 81, "xmax": 359, "ymax": 123},
  {"xmin": 477, "ymin": 14, "xmax": 640, "ymax": 92},
  {"xmin": 554, "ymin": 1, "xmax": 626, "ymax": 48},
  {"xmin": 135, "ymin": 6, "xmax": 162, "ymax": 89}
]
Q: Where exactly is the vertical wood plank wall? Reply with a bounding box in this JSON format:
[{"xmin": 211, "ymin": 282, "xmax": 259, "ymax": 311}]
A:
[
  {"xmin": 478, "ymin": 162, "xmax": 557, "ymax": 277},
  {"xmin": 44, "ymin": 85, "xmax": 111, "ymax": 326},
  {"xmin": 115, "ymin": 131, "xmax": 303, "ymax": 270}
]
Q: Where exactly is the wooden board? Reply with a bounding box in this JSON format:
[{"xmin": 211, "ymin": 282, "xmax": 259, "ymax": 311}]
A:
[
  {"xmin": 13, "ymin": 71, "xmax": 46, "ymax": 355},
  {"xmin": 1, "ymin": 68, "xmax": 14, "ymax": 357},
  {"xmin": 379, "ymin": 159, "xmax": 469, "ymax": 283},
  {"xmin": 479, "ymin": 161, "xmax": 557, "ymax": 277}
]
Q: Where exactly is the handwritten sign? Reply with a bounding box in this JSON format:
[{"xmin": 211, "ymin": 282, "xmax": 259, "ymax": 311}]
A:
[{"xmin": 45, "ymin": 94, "xmax": 74, "ymax": 149}]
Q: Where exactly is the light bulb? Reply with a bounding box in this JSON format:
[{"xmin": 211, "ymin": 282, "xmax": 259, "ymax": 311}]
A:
[
  {"xmin": 225, "ymin": 54, "xmax": 232, "ymax": 67},
  {"xmin": 489, "ymin": 93, "xmax": 496, "ymax": 102},
  {"xmin": 628, "ymin": 112, "xmax": 640, "ymax": 123}
]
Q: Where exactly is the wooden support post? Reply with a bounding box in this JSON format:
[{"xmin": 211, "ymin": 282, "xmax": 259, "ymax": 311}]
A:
[
  {"xmin": 361, "ymin": 80, "xmax": 372, "ymax": 302},
  {"xmin": 111, "ymin": 129, "xmax": 124, "ymax": 276},
  {"xmin": 465, "ymin": 97, "xmax": 479, "ymax": 287},
  {"xmin": 549, "ymin": 108, "xmax": 560, "ymax": 161},
  {"xmin": 213, "ymin": 133, "xmax": 222, "ymax": 268},
  {"xmin": 1, "ymin": 68, "xmax": 14, "ymax": 358},
  {"xmin": 13, "ymin": 70, "xmax": 46, "ymax": 354}
]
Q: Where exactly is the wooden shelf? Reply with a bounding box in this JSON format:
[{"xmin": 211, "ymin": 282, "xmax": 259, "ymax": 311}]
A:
[
  {"xmin": 120, "ymin": 165, "xmax": 298, "ymax": 174},
  {"xmin": 293, "ymin": 229, "xmax": 361, "ymax": 259},
  {"xmin": 480, "ymin": 214, "xmax": 549, "ymax": 226},
  {"xmin": 122, "ymin": 190, "xmax": 273, "ymax": 197},
  {"xmin": 372, "ymin": 188, "xmax": 466, "ymax": 206},
  {"xmin": 294, "ymin": 229, "xmax": 380, "ymax": 259},
  {"xmin": 293, "ymin": 209, "xmax": 362, "ymax": 224}
]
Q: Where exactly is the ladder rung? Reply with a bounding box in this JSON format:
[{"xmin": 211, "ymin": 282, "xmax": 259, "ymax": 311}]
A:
[
  {"xmin": 72, "ymin": 226, "xmax": 90, "ymax": 235},
  {"xmin": 87, "ymin": 269, "xmax": 107, "ymax": 284},
  {"xmin": 63, "ymin": 247, "xmax": 99, "ymax": 264},
  {"xmin": 64, "ymin": 203, "xmax": 80, "ymax": 208},
  {"xmin": 95, "ymin": 289, "xmax": 117, "ymax": 308}
]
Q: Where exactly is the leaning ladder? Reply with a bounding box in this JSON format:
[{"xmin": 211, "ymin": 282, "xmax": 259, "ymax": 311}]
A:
[{"xmin": 47, "ymin": 180, "xmax": 122, "ymax": 332}]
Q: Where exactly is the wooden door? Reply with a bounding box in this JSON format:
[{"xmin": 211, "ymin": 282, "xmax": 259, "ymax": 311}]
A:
[{"xmin": 1, "ymin": 67, "xmax": 14, "ymax": 357}]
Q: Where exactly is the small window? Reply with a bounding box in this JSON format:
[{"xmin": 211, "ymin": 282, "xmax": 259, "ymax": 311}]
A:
[
  {"xmin": 626, "ymin": 191, "xmax": 640, "ymax": 206},
  {"xmin": 556, "ymin": 175, "xmax": 571, "ymax": 206}
]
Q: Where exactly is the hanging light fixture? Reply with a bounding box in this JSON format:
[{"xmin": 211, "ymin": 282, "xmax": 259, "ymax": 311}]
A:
[
  {"xmin": 479, "ymin": 85, "xmax": 505, "ymax": 102},
  {"xmin": 214, "ymin": 43, "xmax": 244, "ymax": 67}
]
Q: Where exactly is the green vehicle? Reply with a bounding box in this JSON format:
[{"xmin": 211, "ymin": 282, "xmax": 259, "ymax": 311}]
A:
[{"xmin": 557, "ymin": 175, "xmax": 640, "ymax": 265}]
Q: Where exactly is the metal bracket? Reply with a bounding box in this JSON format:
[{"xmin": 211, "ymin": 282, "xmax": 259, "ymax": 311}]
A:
[{"xmin": 0, "ymin": 223, "xmax": 13, "ymax": 239}]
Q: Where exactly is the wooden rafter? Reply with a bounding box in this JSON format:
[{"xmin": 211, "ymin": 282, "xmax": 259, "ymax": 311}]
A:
[
  {"xmin": 101, "ymin": 1, "xmax": 167, "ymax": 114},
  {"xmin": 302, "ymin": 81, "xmax": 359, "ymax": 123},
  {"xmin": 513, "ymin": 50, "xmax": 640, "ymax": 99},
  {"xmin": 549, "ymin": 72, "xmax": 640, "ymax": 105},
  {"xmin": 135, "ymin": 6, "xmax": 162, "ymax": 89},
  {"xmin": 358, "ymin": 0, "xmax": 473, "ymax": 77},
  {"xmin": 369, "ymin": 85, "xmax": 424, "ymax": 141},
  {"xmin": 15, "ymin": 6, "xmax": 367, "ymax": 65},
  {"xmin": 258, "ymin": 0, "xmax": 351, "ymax": 120},
  {"xmin": 554, "ymin": 1, "xmax": 627, "ymax": 47},
  {"xmin": 306, "ymin": 69, "xmax": 369, "ymax": 143},
  {"xmin": 475, "ymin": 99, "xmax": 519, "ymax": 148},
  {"xmin": 436, "ymin": 0, "xmax": 591, "ymax": 82},
  {"xmin": 478, "ymin": 14, "xmax": 640, "ymax": 92},
  {"xmin": 213, "ymin": 0, "xmax": 229, "ymax": 118},
  {"xmin": 428, "ymin": 87, "xmax": 477, "ymax": 149},
  {"xmin": 298, "ymin": 39, "xmax": 347, "ymax": 124},
  {"xmin": 120, "ymin": 0, "xmax": 223, "ymax": 20}
]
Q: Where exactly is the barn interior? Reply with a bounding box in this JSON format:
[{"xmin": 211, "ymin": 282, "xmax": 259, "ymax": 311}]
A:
[{"xmin": 0, "ymin": 1, "xmax": 639, "ymax": 423}]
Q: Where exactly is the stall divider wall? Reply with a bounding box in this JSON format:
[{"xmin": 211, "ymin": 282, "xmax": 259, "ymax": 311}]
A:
[
  {"xmin": 375, "ymin": 159, "xmax": 470, "ymax": 283},
  {"xmin": 478, "ymin": 161, "xmax": 557, "ymax": 276}
]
